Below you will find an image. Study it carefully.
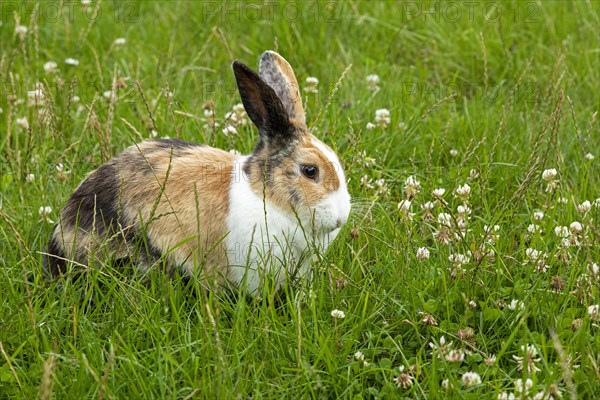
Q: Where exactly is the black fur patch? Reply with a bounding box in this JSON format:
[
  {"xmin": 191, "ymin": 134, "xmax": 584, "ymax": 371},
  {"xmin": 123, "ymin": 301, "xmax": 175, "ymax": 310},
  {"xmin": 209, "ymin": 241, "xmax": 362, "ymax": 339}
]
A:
[
  {"xmin": 244, "ymin": 140, "xmax": 298, "ymax": 186},
  {"xmin": 44, "ymin": 233, "xmax": 67, "ymax": 276},
  {"xmin": 289, "ymin": 188, "xmax": 301, "ymax": 205},
  {"xmin": 145, "ymin": 234, "xmax": 163, "ymax": 261},
  {"xmin": 232, "ymin": 61, "xmax": 295, "ymax": 144},
  {"xmin": 130, "ymin": 234, "xmax": 164, "ymax": 267},
  {"xmin": 61, "ymin": 162, "xmax": 120, "ymax": 234}
]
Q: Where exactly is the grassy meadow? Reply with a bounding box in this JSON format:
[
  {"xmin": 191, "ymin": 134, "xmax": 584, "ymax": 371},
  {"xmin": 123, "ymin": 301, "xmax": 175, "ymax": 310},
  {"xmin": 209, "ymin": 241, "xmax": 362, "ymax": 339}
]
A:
[{"xmin": 1, "ymin": 1, "xmax": 599, "ymax": 398}]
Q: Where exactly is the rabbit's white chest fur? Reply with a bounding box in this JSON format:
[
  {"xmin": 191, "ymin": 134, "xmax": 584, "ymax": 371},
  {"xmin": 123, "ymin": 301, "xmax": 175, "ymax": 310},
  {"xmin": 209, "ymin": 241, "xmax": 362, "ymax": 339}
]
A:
[{"xmin": 226, "ymin": 157, "xmax": 338, "ymax": 292}]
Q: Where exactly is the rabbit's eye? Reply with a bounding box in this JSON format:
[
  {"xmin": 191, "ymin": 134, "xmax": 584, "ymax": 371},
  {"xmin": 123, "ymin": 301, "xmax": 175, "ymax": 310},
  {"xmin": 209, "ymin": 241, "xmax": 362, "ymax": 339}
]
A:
[{"xmin": 301, "ymin": 165, "xmax": 319, "ymax": 181}]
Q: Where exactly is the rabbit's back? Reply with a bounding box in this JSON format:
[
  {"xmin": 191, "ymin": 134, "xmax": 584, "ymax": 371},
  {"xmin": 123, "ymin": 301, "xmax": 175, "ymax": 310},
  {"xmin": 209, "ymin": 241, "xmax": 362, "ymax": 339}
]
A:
[{"xmin": 45, "ymin": 139, "xmax": 237, "ymax": 278}]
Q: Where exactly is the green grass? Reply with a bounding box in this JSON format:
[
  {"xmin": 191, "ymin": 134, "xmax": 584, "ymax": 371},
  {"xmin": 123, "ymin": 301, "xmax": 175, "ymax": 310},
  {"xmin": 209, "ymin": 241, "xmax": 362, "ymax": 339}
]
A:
[{"xmin": 1, "ymin": 1, "xmax": 599, "ymax": 398}]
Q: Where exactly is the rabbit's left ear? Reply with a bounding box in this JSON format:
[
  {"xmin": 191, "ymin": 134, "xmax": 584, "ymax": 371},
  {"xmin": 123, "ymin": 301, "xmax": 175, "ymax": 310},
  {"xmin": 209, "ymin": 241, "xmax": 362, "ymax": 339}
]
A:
[{"xmin": 259, "ymin": 51, "xmax": 305, "ymax": 127}]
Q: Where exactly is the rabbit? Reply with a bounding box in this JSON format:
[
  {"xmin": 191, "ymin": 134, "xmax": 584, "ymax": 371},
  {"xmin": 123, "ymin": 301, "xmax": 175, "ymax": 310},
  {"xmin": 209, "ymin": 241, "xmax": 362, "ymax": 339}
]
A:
[{"xmin": 44, "ymin": 50, "xmax": 351, "ymax": 293}]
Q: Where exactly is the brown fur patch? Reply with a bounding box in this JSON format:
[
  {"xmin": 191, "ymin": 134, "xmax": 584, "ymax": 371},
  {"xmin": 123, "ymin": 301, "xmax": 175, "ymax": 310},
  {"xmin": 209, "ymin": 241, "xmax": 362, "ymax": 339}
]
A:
[
  {"xmin": 52, "ymin": 140, "xmax": 236, "ymax": 283},
  {"xmin": 118, "ymin": 141, "xmax": 236, "ymax": 279}
]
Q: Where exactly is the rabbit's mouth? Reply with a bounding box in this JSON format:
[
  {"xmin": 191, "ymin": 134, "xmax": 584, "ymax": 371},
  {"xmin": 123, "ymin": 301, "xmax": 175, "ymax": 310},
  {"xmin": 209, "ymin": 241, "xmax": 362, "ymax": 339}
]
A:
[{"xmin": 305, "ymin": 210, "xmax": 348, "ymax": 235}]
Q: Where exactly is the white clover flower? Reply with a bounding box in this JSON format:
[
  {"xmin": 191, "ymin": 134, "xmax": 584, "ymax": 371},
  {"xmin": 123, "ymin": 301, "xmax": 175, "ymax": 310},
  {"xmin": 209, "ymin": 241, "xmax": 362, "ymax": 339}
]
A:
[
  {"xmin": 27, "ymin": 87, "xmax": 45, "ymax": 107},
  {"xmin": 455, "ymin": 183, "xmax": 471, "ymax": 198},
  {"xmin": 527, "ymin": 224, "xmax": 542, "ymax": 234},
  {"xmin": 432, "ymin": 188, "xmax": 446, "ymax": 198},
  {"xmin": 438, "ymin": 212, "xmax": 452, "ymax": 226},
  {"xmin": 366, "ymin": 74, "xmax": 380, "ymax": 85},
  {"xmin": 542, "ymin": 168, "xmax": 557, "ymax": 181},
  {"xmin": 224, "ymin": 105, "xmax": 248, "ymax": 127},
  {"xmin": 429, "ymin": 336, "xmax": 452, "ymax": 358},
  {"xmin": 469, "ymin": 168, "xmax": 479, "ymax": 179},
  {"xmin": 222, "ymin": 125, "xmax": 237, "ymax": 136},
  {"xmin": 28, "ymin": 89, "xmax": 44, "ymax": 100},
  {"xmin": 114, "ymin": 37, "xmax": 126, "ymax": 45},
  {"xmin": 103, "ymin": 90, "xmax": 115, "ymax": 101},
  {"xmin": 39, "ymin": 206, "xmax": 54, "ymax": 224},
  {"xmin": 557, "ymin": 197, "xmax": 568, "ymax": 204},
  {"xmin": 366, "ymin": 74, "xmax": 380, "ymax": 91},
  {"xmin": 81, "ymin": 0, "xmax": 92, "ymax": 5},
  {"xmin": 561, "ymin": 238, "xmax": 574, "ymax": 248},
  {"xmin": 26, "ymin": 174, "xmax": 35, "ymax": 183},
  {"xmin": 457, "ymin": 205, "xmax": 471, "ymax": 215},
  {"xmin": 360, "ymin": 175, "xmax": 374, "ymax": 189},
  {"xmin": 375, "ymin": 108, "xmax": 390, "ymax": 118},
  {"xmin": 554, "ymin": 226, "xmax": 569, "ymax": 238},
  {"xmin": 448, "ymin": 253, "xmax": 470, "ymax": 266},
  {"xmin": 404, "ymin": 175, "xmax": 421, "ymax": 198},
  {"xmin": 514, "ymin": 378, "xmax": 534, "ymax": 395},
  {"xmin": 394, "ymin": 372, "xmax": 414, "ymax": 389},
  {"xmin": 441, "ymin": 379, "xmax": 451, "ymax": 390},
  {"xmin": 445, "ymin": 349, "xmax": 465, "ymax": 363},
  {"xmin": 304, "ymin": 77, "xmax": 319, "ymax": 93},
  {"xmin": 374, "ymin": 109, "xmax": 391, "ymax": 128},
  {"xmin": 525, "ymin": 248, "xmax": 541, "ymax": 260},
  {"xmin": 16, "ymin": 117, "xmax": 29, "ymax": 130},
  {"xmin": 416, "ymin": 247, "xmax": 430, "ymax": 261},
  {"xmin": 15, "ymin": 25, "xmax": 28, "ymax": 39},
  {"xmin": 461, "ymin": 372, "xmax": 481, "ymax": 387},
  {"xmin": 65, "ymin": 58, "xmax": 80, "ymax": 66},
  {"xmin": 588, "ymin": 304, "xmax": 600, "ymax": 321},
  {"xmin": 533, "ymin": 211, "xmax": 544, "ymax": 221},
  {"xmin": 376, "ymin": 181, "xmax": 388, "ymax": 197},
  {"xmin": 421, "ymin": 201, "xmax": 435, "ymax": 211},
  {"xmin": 497, "ymin": 392, "xmax": 516, "ymax": 400},
  {"xmin": 233, "ymin": 103, "xmax": 245, "ymax": 113},
  {"xmin": 449, "ymin": 149, "xmax": 459, "ymax": 157},
  {"xmin": 398, "ymin": 199, "xmax": 411, "ymax": 212},
  {"xmin": 54, "ymin": 163, "xmax": 70, "ymax": 176},
  {"xmin": 366, "ymin": 74, "xmax": 380, "ymax": 84},
  {"xmin": 43, "ymin": 61, "xmax": 58, "ymax": 73},
  {"xmin": 71, "ymin": 95, "xmax": 80, "ymax": 103},
  {"xmin": 589, "ymin": 263, "xmax": 599, "ymax": 277},
  {"xmin": 354, "ymin": 351, "xmax": 365, "ymax": 361},
  {"xmin": 585, "ymin": 153, "xmax": 594, "ymax": 160},
  {"xmin": 577, "ymin": 200, "xmax": 591, "ymax": 213},
  {"xmin": 569, "ymin": 221, "xmax": 583, "ymax": 233},
  {"xmin": 595, "ymin": 198, "xmax": 600, "ymax": 207},
  {"xmin": 508, "ymin": 299, "xmax": 524, "ymax": 310},
  {"xmin": 365, "ymin": 122, "xmax": 375, "ymax": 130},
  {"xmin": 513, "ymin": 344, "xmax": 541, "ymax": 373},
  {"xmin": 330, "ymin": 309, "xmax": 345, "ymax": 319}
]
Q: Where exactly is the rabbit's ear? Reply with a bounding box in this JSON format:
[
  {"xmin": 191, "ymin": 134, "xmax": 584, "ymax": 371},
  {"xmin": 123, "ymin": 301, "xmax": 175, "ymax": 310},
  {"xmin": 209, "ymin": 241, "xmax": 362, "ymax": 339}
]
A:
[
  {"xmin": 259, "ymin": 51, "xmax": 305, "ymax": 127},
  {"xmin": 232, "ymin": 60, "xmax": 294, "ymax": 143}
]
